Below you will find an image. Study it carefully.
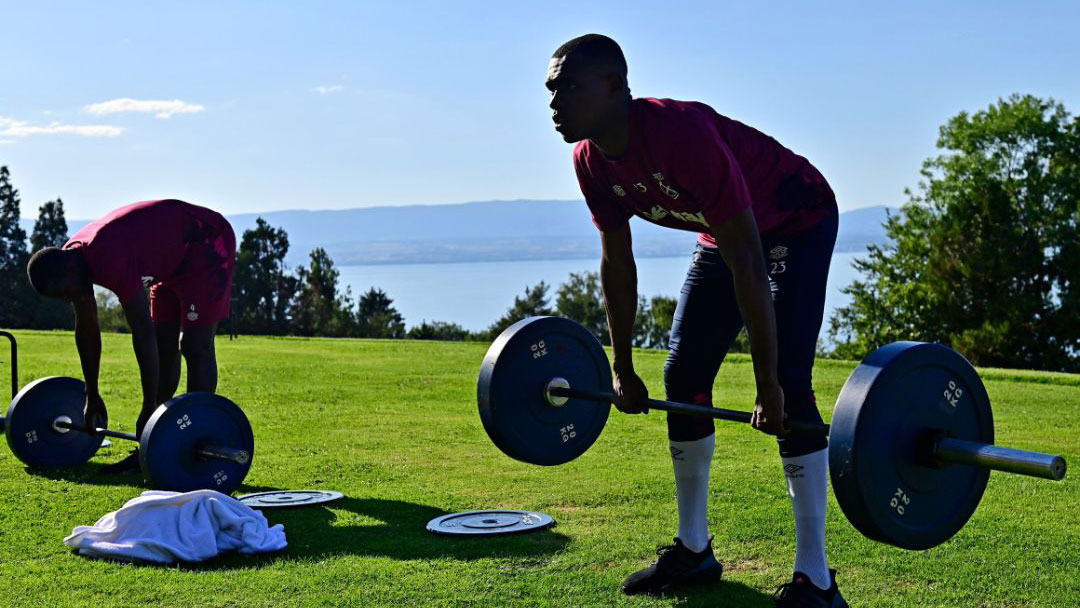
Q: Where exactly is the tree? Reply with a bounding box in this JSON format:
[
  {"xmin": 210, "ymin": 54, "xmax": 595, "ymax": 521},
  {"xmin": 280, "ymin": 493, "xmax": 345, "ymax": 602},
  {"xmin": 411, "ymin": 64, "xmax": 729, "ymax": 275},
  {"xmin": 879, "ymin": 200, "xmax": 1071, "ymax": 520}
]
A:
[
  {"xmin": 357, "ymin": 288, "xmax": 406, "ymax": 338},
  {"xmin": 0, "ymin": 166, "xmax": 31, "ymax": 328},
  {"xmin": 407, "ymin": 320, "xmax": 471, "ymax": 341},
  {"xmin": 290, "ymin": 247, "xmax": 355, "ymax": 336},
  {"xmin": 485, "ymin": 282, "xmax": 553, "ymax": 340},
  {"xmin": 30, "ymin": 198, "xmax": 68, "ymax": 251},
  {"xmin": 829, "ymin": 94, "xmax": 1080, "ymax": 371},
  {"xmin": 555, "ymin": 271, "xmax": 608, "ymax": 344},
  {"xmin": 642, "ymin": 295, "xmax": 678, "ymax": 349},
  {"xmin": 233, "ymin": 218, "xmax": 296, "ymax": 334}
]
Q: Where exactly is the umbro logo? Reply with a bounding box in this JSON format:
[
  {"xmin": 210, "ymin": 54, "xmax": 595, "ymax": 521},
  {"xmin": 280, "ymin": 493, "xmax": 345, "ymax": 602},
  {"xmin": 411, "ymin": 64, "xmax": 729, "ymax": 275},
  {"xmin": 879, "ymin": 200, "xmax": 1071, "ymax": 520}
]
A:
[
  {"xmin": 783, "ymin": 464, "xmax": 804, "ymax": 478},
  {"xmin": 670, "ymin": 447, "xmax": 685, "ymax": 461}
]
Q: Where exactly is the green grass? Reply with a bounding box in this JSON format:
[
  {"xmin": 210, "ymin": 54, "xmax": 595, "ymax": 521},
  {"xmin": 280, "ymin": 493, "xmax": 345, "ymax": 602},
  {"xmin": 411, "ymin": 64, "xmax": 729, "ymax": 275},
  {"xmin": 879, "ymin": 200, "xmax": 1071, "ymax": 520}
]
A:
[{"xmin": 1, "ymin": 331, "xmax": 1077, "ymax": 607}]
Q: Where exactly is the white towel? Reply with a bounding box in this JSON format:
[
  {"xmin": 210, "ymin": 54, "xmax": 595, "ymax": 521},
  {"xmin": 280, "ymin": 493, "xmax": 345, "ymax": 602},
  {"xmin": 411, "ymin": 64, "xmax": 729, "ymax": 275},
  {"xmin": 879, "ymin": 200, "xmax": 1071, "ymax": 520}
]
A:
[{"xmin": 64, "ymin": 490, "xmax": 287, "ymax": 563}]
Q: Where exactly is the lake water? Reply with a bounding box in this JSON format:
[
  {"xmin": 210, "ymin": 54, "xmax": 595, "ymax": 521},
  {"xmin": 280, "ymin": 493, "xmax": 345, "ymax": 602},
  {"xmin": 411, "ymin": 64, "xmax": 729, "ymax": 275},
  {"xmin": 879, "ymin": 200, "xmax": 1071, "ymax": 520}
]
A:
[{"xmin": 337, "ymin": 251, "xmax": 866, "ymax": 333}]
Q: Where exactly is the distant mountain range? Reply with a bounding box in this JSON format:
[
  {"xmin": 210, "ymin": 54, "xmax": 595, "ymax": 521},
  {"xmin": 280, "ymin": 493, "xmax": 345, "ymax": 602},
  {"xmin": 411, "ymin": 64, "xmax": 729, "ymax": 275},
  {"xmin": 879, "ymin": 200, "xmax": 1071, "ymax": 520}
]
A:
[{"xmin": 23, "ymin": 200, "xmax": 896, "ymax": 266}]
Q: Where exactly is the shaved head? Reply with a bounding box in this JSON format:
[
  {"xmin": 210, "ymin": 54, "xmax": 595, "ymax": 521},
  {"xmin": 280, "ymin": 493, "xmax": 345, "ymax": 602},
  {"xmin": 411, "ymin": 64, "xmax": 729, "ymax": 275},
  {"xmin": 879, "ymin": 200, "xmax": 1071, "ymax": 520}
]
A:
[{"xmin": 552, "ymin": 34, "xmax": 628, "ymax": 89}]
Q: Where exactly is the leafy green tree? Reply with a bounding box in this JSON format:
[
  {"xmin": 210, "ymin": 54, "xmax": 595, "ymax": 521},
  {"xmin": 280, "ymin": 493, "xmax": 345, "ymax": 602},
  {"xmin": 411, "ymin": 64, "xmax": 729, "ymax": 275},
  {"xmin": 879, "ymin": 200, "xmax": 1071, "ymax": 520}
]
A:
[
  {"xmin": 555, "ymin": 271, "xmax": 608, "ymax": 344},
  {"xmin": 356, "ymin": 287, "xmax": 406, "ymax": 338},
  {"xmin": 233, "ymin": 218, "xmax": 296, "ymax": 334},
  {"xmin": 26, "ymin": 198, "xmax": 73, "ymax": 329},
  {"xmin": 407, "ymin": 320, "xmax": 471, "ymax": 341},
  {"xmin": 829, "ymin": 94, "xmax": 1080, "ymax": 371},
  {"xmin": 96, "ymin": 291, "xmax": 129, "ymax": 333},
  {"xmin": 485, "ymin": 282, "xmax": 553, "ymax": 340},
  {"xmin": 30, "ymin": 198, "xmax": 68, "ymax": 251},
  {"xmin": 642, "ymin": 295, "xmax": 678, "ymax": 349},
  {"xmin": 0, "ymin": 166, "xmax": 31, "ymax": 328},
  {"xmin": 290, "ymin": 247, "xmax": 355, "ymax": 336}
]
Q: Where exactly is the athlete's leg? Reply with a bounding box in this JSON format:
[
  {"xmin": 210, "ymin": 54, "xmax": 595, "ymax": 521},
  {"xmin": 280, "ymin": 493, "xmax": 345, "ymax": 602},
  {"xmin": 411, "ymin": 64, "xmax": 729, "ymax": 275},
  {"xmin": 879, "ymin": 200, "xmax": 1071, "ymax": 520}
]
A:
[
  {"xmin": 180, "ymin": 322, "xmax": 218, "ymax": 393},
  {"xmin": 767, "ymin": 208, "xmax": 838, "ymax": 591}
]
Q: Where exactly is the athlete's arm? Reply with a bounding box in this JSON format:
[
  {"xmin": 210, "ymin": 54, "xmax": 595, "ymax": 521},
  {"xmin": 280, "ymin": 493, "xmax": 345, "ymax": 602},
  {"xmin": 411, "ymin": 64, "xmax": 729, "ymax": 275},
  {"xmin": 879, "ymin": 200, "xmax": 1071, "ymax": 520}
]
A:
[
  {"xmin": 72, "ymin": 290, "xmax": 107, "ymax": 432},
  {"xmin": 600, "ymin": 223, "xmax": 649, "ymax": 413},
  {"xmin": 708, "ymin": 207, "xmax": 786, "ymax": 435},
  {"xmin": 121, "ymin": 290, "xmax": 160, "ymax": 436}
]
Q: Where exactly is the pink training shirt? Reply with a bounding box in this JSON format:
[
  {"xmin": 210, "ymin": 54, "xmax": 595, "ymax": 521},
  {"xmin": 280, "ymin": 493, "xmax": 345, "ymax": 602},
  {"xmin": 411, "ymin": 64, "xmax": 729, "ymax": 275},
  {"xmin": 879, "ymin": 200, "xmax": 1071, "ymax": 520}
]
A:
[
  {"xmin": 64, "ymin": 199, "xmax": 230, "ymax": 305},
  {"xmin": 573, "ymin": 98, "xmax": 835, "ymax": 246}
]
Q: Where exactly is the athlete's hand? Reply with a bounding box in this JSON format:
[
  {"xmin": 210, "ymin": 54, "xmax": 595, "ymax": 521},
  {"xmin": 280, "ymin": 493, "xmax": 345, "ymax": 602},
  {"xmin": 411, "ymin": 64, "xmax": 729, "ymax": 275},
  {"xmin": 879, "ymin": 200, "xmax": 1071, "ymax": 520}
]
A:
[
  {"xmin": 83, "ymin": 392, "xmax": 108, "ymax": 436},
  {"xmin": 751, "ymin": 383, "xmax": 787, "ymax": 436},
  {"xmin": 612, "ymin": 365, "xmax": 649, "ymax": 414}
]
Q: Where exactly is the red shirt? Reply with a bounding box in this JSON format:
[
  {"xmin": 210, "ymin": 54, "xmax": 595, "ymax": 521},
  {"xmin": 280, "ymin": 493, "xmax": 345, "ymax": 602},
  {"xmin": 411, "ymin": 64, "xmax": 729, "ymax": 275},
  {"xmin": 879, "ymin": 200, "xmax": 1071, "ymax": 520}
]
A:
[
  {"xmin": 573, "ymin": 98, "xmax": 835, "ymax": 246},
  {"xmin": 64, "ymin": 199, "xmax": 230, "ymax": 305}
]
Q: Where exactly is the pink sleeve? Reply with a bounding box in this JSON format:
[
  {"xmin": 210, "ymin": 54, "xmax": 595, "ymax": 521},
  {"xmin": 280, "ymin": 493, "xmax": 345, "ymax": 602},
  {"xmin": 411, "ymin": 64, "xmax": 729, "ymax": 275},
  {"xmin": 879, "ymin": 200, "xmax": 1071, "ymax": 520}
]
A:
[
  {"xmin": 668, "ymin": 119, "xmax": 753, "ymax": 230},
  {"xmin": 574, "ymin": 153, "xmax": 633, "ymax": 232}
]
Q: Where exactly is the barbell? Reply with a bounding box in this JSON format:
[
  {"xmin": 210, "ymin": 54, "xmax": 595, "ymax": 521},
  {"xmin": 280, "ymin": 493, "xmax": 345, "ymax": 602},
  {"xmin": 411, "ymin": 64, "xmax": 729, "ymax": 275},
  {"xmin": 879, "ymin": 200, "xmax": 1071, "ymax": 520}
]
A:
[
  {"xmin": 476, "ymin": 316, "xmax": 1068, "ymax": 550},
  {"xmin": 0, "ymin": 330, "xmax": 254, "ymax": 494}
]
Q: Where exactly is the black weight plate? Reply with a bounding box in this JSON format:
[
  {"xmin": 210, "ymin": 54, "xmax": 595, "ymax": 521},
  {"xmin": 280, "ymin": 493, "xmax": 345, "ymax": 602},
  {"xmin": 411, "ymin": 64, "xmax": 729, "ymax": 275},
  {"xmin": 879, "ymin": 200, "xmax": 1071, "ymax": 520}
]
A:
[
  {"xmin": 426, "ymin": 509, "xmax": 556, "ymax": 536},
  {"xmin": 238, "ymin": 490, "xmax": 344, "ymax": 509},
  {"xmin": 140, "ymin": 393, "xmax": 254, "ymax": 494},
  {"xmin": 478, "ymin": 316, "xmax": 611, "ymax": 466},
  {"xmin": 829, "ymin": 342, "xmax": 993, "ymax": 550},
  {"xmin": 4, "ymin": 376, "xmax": 104, "ymax": 467}
]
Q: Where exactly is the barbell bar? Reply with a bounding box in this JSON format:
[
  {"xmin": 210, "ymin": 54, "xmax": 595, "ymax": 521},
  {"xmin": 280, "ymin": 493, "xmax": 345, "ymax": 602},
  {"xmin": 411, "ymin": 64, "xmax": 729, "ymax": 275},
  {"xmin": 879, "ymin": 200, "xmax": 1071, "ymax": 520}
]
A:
[
  {"xmin": 49, "ymin": 418, "xmax": 250, "ymax": 465},
  {"xmin": 477, "ymin": 316, "xmax": 1068, "ymax": 550},
  {"xmin": 543, "ymin": 380, "xmax": 1063, "ymax": 481}
]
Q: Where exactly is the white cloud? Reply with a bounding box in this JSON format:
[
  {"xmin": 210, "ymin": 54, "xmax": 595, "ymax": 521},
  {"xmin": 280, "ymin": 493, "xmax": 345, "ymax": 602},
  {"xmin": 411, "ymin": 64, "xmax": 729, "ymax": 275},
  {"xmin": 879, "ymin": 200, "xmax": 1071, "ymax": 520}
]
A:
[
  {"xmin": 83, "ymin": 98, "xmax": 206, "ymax": 119},
  {"xmin": 0, "ymin": 115, "xmax": 124, "ymax": 138},
  {"xmin": 312, "ymin": 85, "xmax": 344, "ymax": 95}
]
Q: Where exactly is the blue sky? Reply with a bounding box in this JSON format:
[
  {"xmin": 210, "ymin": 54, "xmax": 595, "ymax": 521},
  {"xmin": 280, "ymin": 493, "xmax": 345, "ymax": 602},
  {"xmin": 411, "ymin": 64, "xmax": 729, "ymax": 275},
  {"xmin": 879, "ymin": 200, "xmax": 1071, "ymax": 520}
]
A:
[{"xmin": 2, "ymin": 1, "xmax": 1078, "ymax": 220}]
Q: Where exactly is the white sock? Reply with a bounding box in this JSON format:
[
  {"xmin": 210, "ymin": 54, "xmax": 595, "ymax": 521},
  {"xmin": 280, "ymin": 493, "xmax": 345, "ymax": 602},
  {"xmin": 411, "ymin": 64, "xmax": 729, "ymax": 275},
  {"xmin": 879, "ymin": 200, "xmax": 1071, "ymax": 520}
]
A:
[
  {"xmin": 782, "ymin": 448, "xmax": 831, "ymax": 589},
  {"xmin": 670, "ymin": 434, "xmax": 715, "ymax": 553}
]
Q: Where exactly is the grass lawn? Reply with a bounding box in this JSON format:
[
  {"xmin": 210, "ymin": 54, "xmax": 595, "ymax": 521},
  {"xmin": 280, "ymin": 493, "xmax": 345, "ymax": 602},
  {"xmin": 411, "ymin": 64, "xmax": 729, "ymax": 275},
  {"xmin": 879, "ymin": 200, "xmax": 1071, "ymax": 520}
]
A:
[{"xmin": 1, "ymin": 330, "xmax": 1077, "ymax": 607}]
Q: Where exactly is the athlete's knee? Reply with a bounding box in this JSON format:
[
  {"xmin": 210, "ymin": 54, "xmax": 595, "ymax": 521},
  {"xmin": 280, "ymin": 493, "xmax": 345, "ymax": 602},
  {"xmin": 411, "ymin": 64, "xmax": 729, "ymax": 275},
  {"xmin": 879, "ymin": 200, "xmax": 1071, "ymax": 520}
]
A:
[
  {"xmin": 777, "ymin": 389, "xmax": 827, "ymax": 457},
  {"xmin": 180, "ymin": 328, "xmax": 216, "ymax": 362}
]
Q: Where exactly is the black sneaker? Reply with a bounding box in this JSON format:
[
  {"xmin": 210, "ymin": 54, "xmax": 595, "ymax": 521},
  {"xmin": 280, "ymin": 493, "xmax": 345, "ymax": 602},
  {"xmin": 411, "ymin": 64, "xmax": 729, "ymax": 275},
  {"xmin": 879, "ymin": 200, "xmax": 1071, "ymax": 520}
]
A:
[
  {"xmin": 99, "ymin": 449, "xmax": 141, "ymax": 475},
  {"xmin": 621, "ymin": 537, "xmax": 723, "ymax": 595},
  {"xmin": 773, "ymin": 570, "xmax": 848, "ymax": 608}
]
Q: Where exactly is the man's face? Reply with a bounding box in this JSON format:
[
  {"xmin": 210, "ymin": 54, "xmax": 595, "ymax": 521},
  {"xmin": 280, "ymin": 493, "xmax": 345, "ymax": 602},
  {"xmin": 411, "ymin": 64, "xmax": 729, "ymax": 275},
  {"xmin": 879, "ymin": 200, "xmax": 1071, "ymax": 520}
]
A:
[{"xmin": 546, "ymin": 54, "xmax": 620, "ymax": 143}]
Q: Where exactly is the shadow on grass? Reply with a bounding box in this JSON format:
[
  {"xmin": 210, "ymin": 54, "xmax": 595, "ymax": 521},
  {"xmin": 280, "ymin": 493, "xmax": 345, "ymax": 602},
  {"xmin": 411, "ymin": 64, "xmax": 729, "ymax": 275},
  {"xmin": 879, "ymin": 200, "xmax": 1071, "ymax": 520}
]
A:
[
  {"xmin": 234, "ymin": 495, "xmax": 573, "ymax": 564},
  {"xmin": 24, "ymin": 463, "xmax": 149, "ymax": 490},
  {"xmin": 666, "ymin": 580, "xmax": 776, "ymax": 608}
]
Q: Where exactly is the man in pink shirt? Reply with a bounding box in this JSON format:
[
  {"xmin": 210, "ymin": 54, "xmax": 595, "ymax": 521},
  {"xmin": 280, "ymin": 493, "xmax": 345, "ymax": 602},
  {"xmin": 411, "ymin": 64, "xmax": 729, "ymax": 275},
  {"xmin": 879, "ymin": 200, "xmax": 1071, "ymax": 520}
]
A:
[
  {"xmin": 548, "ymin": 35, "xmax": 845, "ymax": 607},
  {"xmin": 26, "ymin": 199, "xmax": 236, "ymax": 475}
]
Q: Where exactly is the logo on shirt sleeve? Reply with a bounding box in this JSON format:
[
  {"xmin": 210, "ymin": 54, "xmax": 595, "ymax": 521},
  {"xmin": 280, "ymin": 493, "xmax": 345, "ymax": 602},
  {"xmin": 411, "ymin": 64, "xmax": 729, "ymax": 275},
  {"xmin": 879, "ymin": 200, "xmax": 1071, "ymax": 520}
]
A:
[{"xmin": 612, "ymin": 185, "xmax": 627, "ymax": 197}]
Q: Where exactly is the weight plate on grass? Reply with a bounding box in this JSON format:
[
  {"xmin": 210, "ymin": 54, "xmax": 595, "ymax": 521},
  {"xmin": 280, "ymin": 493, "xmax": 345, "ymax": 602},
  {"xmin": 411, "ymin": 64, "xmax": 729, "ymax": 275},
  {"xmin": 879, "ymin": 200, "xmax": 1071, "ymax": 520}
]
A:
[
  {"xmin": 140, "ymin": 392, "xmax": 254, "ymax": 494},
  {"xmin": 426, "ymin": 509, "xmax": 555, "ymax": 536},
  {"xmin": 478, "ymin": 316, "xmax": 611, "ymax": 466},
  {"xmin": 238, "ymin": 490, "xmax": 344, "ymax": 509},
  {"xmin": 829, "ymin": 341, "xmax": 993, "ymax": 550},
  {"xmin": 4, "ymin": 376, "xmax": 104, "ymax": 467}
]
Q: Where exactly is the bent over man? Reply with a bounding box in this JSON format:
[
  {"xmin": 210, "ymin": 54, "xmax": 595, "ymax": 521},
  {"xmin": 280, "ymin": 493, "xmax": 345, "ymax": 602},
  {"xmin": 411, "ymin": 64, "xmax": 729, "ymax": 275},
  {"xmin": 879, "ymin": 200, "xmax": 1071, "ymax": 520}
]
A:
[
  {"xmin": 547, "ymin": 34, "xmax": 846, "ymax": 608},
  {"xmin": 27, "ymin": 199, "xmax": 236, "ymax": 475}
]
